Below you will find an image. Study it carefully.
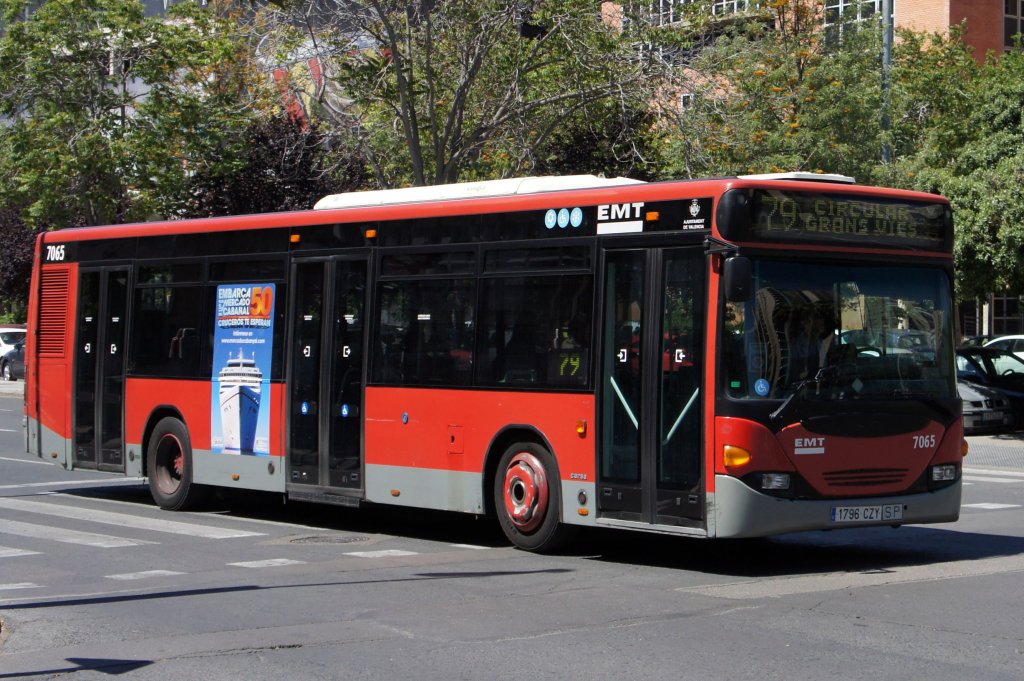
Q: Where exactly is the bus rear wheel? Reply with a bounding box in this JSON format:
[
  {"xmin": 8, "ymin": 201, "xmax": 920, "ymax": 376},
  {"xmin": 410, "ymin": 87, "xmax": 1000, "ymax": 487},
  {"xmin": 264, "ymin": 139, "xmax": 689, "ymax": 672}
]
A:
[
  {"xmin": 147, "ymin": 417, "xmax": 206, "ymax": 511},
  {"xmin": 494, "ymin": 442, "xmax": 572, "ymax": 552}
]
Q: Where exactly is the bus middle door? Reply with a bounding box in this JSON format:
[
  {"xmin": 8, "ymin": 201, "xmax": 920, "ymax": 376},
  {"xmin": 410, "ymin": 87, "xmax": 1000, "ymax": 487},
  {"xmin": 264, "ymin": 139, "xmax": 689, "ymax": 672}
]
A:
[
  {"xmin": 598, "ymin": 247, "xmax": 705, "ymax": 527},
  {"xmin": 288, "ymin": 256, "xmax": 368, "ymax": 499}
]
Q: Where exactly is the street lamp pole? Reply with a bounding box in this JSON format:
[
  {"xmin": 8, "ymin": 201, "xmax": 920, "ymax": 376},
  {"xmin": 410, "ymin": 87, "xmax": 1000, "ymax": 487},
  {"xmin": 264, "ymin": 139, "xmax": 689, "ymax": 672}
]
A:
[{"xmin": 881, "ymin": 0, "xmax": 893, "ymax": 163}]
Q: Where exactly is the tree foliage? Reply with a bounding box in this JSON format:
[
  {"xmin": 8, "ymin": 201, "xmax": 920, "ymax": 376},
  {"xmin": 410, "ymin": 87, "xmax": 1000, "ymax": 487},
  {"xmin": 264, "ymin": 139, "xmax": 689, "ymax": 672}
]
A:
[
  {"xmin": 659, "ymin": 0, "xmax": 892, "ymax": 180},
  {"xmin": 266, "ymin": 0, "xmax": 664, "ymax": 187},
  {"xmin": 902, "ymin": 45, "xmax": 1024, "ymax": 299},
  {"xmin": 0, "ymin": 0, "xmax": 269, "ymax": 227}
]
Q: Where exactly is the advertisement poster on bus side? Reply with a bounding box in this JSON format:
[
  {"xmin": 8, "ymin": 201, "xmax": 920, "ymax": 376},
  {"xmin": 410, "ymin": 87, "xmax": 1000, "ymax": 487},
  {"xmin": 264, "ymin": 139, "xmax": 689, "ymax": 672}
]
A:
[{"xmin": 211, "ymin": 284, "xmax": 275, "ymax": 456}]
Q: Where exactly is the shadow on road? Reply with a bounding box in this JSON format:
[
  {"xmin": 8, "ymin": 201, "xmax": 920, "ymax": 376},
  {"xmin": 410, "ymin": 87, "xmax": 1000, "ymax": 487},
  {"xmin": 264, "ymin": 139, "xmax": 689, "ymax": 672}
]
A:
[{"xmin": 59, "ymin": 482, "xmax": 1024, "ymax": 580}]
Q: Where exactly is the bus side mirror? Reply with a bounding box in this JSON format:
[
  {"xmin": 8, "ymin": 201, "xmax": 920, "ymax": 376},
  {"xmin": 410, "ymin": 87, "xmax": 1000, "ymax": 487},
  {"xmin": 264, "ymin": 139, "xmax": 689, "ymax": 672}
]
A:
[{"xmin": 723, "ymin": 257, "xmax": 752, "ymax": 302}]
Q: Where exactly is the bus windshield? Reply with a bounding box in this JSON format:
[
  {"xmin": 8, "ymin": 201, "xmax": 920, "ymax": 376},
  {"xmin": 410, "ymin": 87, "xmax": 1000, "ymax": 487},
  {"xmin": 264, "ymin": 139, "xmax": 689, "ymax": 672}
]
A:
[{"xmin": 724, "ymin": 260, "xmax": 955, "ymax": 402}]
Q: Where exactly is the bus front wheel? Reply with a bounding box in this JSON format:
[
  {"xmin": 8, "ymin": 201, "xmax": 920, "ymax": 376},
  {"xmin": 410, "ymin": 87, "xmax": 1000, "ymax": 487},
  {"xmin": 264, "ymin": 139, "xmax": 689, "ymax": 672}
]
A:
[
  {"xmin": 494, "ymin": 442, "xmax": 572, "ymax": 552},
  {"xmin": 147, "ymin": 417, "xmax": 206, "ymax": 511}
]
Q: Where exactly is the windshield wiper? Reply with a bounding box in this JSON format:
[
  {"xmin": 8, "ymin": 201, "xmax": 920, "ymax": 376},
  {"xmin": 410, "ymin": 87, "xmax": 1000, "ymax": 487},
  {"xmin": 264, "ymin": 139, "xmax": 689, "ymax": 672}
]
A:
[{"xmin": 769, "ymin": 366, "xmax": 841, "ymax": 423}]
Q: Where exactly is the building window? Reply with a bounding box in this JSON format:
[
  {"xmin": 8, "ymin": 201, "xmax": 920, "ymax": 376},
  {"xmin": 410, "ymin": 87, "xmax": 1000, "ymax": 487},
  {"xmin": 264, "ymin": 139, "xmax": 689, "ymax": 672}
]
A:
[
  {"xmin": 712, "ymin": 0, "xmax": 758, "ymax": 16},
  {"xmin": 824, "ymin": 0, "xmax": 885, "ymax": 26},
  {"xmin": 1006, "ymin": 0, "xmax": 1023, "ymax": 48}
]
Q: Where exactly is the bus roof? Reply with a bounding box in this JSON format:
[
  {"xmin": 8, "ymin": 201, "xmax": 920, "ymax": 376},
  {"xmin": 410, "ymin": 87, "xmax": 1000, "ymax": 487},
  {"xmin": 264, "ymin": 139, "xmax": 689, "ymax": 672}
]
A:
[{"xmin": 313, "ymin": 175, "xmax": 646, "ymax": 210}]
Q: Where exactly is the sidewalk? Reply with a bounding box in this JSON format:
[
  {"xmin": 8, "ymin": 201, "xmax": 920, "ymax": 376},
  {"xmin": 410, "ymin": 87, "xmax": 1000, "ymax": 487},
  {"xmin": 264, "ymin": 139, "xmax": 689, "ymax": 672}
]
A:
[
  {"xmin": 0, "ymin": 379, "xmax": 24, "ymax": 398},
  {"xmin": 964, "ymin": 431, "xmax": 1024, "ymax": 472}
]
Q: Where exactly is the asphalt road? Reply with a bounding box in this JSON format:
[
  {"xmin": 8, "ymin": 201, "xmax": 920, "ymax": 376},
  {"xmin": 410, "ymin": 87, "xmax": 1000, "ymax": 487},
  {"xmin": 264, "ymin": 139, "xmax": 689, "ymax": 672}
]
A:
[{"xmin": 1, "ymin": 389, "xmax": 1023, "ymax": 680}]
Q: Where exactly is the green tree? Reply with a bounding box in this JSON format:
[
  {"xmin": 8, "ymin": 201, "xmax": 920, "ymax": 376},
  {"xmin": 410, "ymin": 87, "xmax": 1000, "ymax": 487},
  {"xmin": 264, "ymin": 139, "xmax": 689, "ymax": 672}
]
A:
[
  {"xmin": 0, "ymin": 0, "xmax": 277, "ymax": 227},
  {"xmin": 904, "ymin": 44, "xmax": 1024, "ymax": 299},
  {"xmin": 661, "ymin": 0, "xmax": 893, "ymax": 180}
]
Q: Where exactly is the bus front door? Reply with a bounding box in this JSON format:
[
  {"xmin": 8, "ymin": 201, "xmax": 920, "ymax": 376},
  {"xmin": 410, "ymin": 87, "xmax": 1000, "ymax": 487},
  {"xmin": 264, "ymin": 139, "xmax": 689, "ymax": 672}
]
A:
[
  {"xmin": 599, "ymin": 247, "xmax": 705, "ymax": 526},
  {"xmin": 288, "ymin": 257, "xmax": 367, "ymax": 497},
  {"xmin": 73, "ymin": 268, "xmax": 129, "ymax": 472}
]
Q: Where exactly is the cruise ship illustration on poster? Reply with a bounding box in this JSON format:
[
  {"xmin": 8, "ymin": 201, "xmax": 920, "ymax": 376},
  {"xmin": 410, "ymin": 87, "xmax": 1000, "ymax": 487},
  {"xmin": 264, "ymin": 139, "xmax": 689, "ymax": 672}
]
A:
[
  {"xmin": 211, "ymin": 284, "xmax": 275, "ymax": 456},
  {"xmin": 219, "ymin": 351, "xmax": 262, "ymax": 452}
]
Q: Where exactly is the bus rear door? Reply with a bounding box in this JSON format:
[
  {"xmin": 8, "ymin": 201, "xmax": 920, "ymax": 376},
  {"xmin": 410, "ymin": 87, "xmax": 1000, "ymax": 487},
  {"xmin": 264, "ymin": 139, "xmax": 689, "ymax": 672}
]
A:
[{"xmin": 73, "ymin": 267, "xmax": 129, "ymax": 472}]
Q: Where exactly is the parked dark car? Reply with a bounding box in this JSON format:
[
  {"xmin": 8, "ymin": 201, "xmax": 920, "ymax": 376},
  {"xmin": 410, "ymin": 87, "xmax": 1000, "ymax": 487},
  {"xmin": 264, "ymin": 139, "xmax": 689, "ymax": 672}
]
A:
[
  {"xmin": 958, "ymin": 379, "xmax": 1014, "ymax": 434},
  {"xmin": 956, "ymin": 346, "xmax": 1024, "ymax": 426},
  {"xmin": 0, "ymin": 340, "xmax": 25, "ymax": 381}
]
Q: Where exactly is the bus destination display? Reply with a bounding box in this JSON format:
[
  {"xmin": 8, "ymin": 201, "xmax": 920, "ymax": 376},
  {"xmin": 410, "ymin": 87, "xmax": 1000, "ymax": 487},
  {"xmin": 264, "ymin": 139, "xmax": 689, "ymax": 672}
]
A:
[{"xmin": 735, "ymin": 189, "xmax": 950, "ymax": 251}]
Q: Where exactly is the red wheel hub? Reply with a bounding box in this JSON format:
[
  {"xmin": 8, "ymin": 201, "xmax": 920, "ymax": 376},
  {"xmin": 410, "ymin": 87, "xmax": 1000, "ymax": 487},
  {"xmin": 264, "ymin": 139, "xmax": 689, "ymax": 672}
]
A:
[{"xmin": 502, "ymin": 452, "xmax": 550, "ymax": 533}]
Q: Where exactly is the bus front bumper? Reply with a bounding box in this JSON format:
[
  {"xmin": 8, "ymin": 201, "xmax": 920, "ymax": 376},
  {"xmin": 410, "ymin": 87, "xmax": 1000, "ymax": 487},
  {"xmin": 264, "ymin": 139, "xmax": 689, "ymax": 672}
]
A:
[{"xmin": 712, "ymin": 473, "xmax": 962, "ymax": 539}]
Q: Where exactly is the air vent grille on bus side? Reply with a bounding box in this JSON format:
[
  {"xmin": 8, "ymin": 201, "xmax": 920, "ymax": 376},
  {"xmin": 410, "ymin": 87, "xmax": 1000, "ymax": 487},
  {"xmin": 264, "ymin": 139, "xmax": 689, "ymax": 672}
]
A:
[{"xmin": 39, "ymin": 267, "xmax": 70, "ymax": 357}]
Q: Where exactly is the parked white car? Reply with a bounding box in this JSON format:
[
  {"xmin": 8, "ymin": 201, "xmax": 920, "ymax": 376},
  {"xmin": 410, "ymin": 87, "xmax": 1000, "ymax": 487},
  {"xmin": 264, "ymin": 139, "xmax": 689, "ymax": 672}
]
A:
[
  {"xmin": 983, "ymin": 335, "xmax": 1024, "ymax": 361},
  {"xmin": 0, "ymin": 327, "xmax": 26, "ymax": 357}
]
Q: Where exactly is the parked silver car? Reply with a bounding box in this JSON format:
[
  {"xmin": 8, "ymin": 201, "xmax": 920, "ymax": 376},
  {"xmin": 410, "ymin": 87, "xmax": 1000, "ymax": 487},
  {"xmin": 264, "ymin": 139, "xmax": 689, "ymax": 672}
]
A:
[{"xmin": 959, "ymin": 378, "xmax": 1013, "ymax": 434}]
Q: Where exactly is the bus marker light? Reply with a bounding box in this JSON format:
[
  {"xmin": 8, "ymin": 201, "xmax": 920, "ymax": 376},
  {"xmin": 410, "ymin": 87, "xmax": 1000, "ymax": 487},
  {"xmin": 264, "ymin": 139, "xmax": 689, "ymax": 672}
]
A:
[
  {"xmin": 391, "ymin": 489, "xmax": 401, "ymax": 497},
  {"xmin": 231, "ymin": 474, "xmax": 240, "ymax": 481},
  {"xmin": 645, "ymin": 211, "xmax": 660, "ymax": 222},
  {"xmin": 962, "ymin": 440, "xmax": 969, "ymax": 458},
  {"xmin": 931, "ymin": 465, "xmax": 956, "ymax": 482},
  {"xmin": 576, "ymin": 419, "xmax": 587, "ymax": 436},
  {"xmin": 578, "ymin": 508, "xmax": 590, "ymax": 516},
  {"xmin": 289, "ymin": 234, "xmax": 301, "ymax": 243},
  {"xmin": 365, "ymin": 229, "xmax": 378, "ymax": 239},
  {"xmin": 723, "ymin": 445, "xmax": 751, "ymax": 468},
  {"xmin": 761, "ymin": 473, "xmax": 790, "ymax": 490}
]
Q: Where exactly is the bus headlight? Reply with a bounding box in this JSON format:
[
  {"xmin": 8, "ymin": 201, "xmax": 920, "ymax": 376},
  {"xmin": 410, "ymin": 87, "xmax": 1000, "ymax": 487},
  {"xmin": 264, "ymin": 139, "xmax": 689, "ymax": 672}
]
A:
[
  {"xmin": 761, "ymin": 473, "xmax": 791, "ymax": 490},
  {"xmin": 930, "ymin": 464, "xmax": 957, "ymax": 482}
]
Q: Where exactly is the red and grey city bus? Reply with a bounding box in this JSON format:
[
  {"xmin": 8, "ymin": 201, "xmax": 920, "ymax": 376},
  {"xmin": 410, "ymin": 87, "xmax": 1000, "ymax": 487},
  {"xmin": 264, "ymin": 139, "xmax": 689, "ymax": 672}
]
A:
[{"xmin": 23, "ymin": 172, "xmax": 963, "ymax": 550}]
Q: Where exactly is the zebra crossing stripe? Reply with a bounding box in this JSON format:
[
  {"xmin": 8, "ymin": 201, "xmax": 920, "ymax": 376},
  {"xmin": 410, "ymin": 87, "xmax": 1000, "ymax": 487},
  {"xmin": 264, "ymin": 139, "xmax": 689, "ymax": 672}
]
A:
[
  {"xmin": 228, "ymin": 559, "xmax": 306, "ymax": 568},
  {"xmin": 962, "ymin": 475, "xmax": 1020, "ymax": 483},
  {"xmin": 963, "ymin": 503, "xmax": 1022, "ymax": 510},
  {"xmin": 107, "ymin": 570, "xmax": 186, "ymax": 581},
  {"xmin": 0, "ymin": 546, "xmax": 41, "ymax": 558},
  {"xmin": 0, "ymin": 519, "xmax": 155, "ymax": 548},
  {"xmin": 344, "ymin": 549, "xmax": 418, "ymax": 558},
  {"xmin": 0, "ymin": 497, "xmax": 264, "ymax": 539}
]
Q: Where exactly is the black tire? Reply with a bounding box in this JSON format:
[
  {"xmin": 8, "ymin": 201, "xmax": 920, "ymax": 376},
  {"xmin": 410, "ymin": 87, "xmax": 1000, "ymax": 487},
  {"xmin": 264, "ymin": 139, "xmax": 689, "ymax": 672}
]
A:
[
  {"xmin": 1, "ymin": 361, "xmax": 11, "ymax": 381},
  {"xmin": 146, "ymin": 416, "xmax": 207, "ymax": 511},
  {"xmin": 493, "ymin": 442, "xmax": 574, "ymax": 552}
]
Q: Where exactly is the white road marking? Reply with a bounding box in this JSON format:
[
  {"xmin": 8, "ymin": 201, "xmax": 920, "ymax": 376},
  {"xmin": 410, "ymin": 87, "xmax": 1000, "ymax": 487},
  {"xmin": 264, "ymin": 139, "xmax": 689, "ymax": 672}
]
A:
[
  {"xmin": 228, "ymin": 559, "xmax": 306, "ymax": 568},
  {"xmin": 0, "ymin": 497, "xmax": 264, "ymax": 539},
  {"xmin": 450, "ymin": 544, "xmax": 490, "ymax": 550},
  {"xmin": 0, "ymin": 546, "xmax": 41, "ymax": 558},
  {"xmin": 0, "ymin": 519, "xmax": 155, "ymax": 548},
  {"xmin": 962, "ymin": 475, "xmax": 1020, "ymax": 484},
  {"xmin": 0, "ymin": 583, "xmax": 41, "ymax": 591},
  {"xmin": 963, "ymin": 503, "xmax": 1022, "ymax": 510},
  {"xmin": 106, "ymin": 570, "xmax": 186, "ymax": 581},
  {"xmin": 0, "ymin": 477, "xmax": 145, "ymax": 490},
  {"xmin": 345, "ymin": 549, "xmax": 418, "ymax": 558},
  {"xmin": 0, "ymin": 428, "xmax": 19, "ymax": 432},
  {"xmin": 0, "ymin": 455, "xmax": 51, "ymax": 466},
  {"xmin": 963, "ymin": 467, "xmax": 1024, "ymax": 478}
]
